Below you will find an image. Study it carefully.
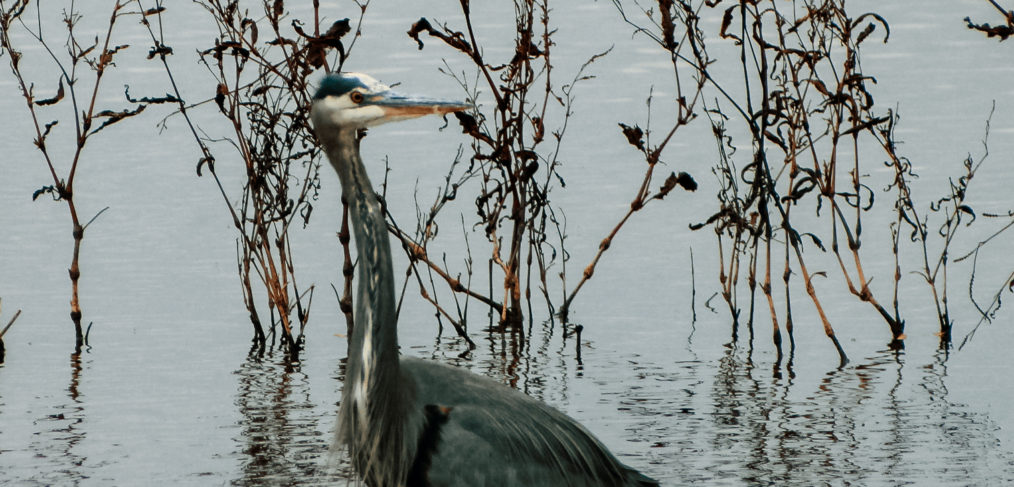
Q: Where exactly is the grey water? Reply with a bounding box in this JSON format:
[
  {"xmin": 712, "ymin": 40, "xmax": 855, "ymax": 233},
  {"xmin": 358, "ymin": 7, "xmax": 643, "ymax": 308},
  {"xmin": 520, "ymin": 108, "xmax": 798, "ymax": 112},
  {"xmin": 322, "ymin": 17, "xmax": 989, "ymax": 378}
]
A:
[{"xmin": 2, "ymin": 1, "xmax": 1013, "ymax": 485}]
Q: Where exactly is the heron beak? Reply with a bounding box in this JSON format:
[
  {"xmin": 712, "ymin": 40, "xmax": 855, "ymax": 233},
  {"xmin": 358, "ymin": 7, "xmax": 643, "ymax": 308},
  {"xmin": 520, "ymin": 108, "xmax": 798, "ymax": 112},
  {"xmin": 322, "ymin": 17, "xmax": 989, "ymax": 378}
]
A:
[{"xmin": 367, "ymin": 91, "xmax": 472, "ymax": 121}]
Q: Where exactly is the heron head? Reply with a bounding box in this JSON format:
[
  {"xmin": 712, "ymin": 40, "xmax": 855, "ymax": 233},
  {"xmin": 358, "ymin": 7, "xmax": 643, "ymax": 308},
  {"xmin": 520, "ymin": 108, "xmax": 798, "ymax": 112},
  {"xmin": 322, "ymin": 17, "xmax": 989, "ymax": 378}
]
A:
[{"xmin": 310, "ymin": 72, "xmax": 471, "ymax": 131}]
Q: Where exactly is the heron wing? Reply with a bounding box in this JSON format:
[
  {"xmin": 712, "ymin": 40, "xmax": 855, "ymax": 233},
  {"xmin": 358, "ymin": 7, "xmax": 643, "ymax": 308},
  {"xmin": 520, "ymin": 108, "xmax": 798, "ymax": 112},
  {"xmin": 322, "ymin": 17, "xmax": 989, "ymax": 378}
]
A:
[{"xmin": 400, "ymin": 357, "xmax": 657, "ymax": 487}]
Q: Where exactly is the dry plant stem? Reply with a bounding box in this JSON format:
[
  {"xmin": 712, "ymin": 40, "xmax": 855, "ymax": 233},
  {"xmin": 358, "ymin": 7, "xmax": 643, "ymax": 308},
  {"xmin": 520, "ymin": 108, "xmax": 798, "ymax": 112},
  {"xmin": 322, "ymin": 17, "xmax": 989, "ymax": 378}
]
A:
[
  {"xmin": 610, "ymin": 0, "xmax": 892, "ymax": 362},
  {"xmin": 136, "ymin": 0, "xmax": 266, "ymax": 342},
  {"xmin": 959, "ymin": 267, "xmax": 1014, "ymax": 349},
  {"xmin": 985, "ymin": 0, "xmax": 1012, "ymax": 15},
  {"xmin": 878, "ymin": 108, "xmax": 995, "ymax": 346},
  {"xmin": 723, "ymin": 235, "xmax": 740, "ymax": 330},
  {"xmin": 389, "ymin": 226, "xmax": 503, "ymax": 314},
  {"xmin": 406, "ymin": 258, "xmax": 477, "ymax": 349},
  {"xmin": 881, "ymin": 139, "xmax": 949, "ymax": 332},
  {"xmin": 237, "ymin": 243, "xmax": 266, "ymax": 342},
  {"xmin": 410, "ymin": 0, "xmax": 585, "ymax": 331},
  {"xmin": 782, "ymin": 234, "xmax": 795, "ymax": 347},
  {"xmin": 829, "ymin": 199, "xmax": 904, "ymax": 344},
  {"xmin": 796, "ymin": 66, "xmax": 904, "ymax": 344},
  {"xmin": 380, "ymin": 186, "xmax": 484, "ymax": 347},
  {"xmin": 957, "ymin": 210, "xmax": 1014, "ymax": 340},
  {"xmin": 790, "ymin": 239, "xmax": 848, "ymax": 366},
  {"xmin": 134, "ymin": 2, "xmax": 242, "ymax": 223},
  {"xmin": 745, "ymin": 232, "xmax": 760, "ymax": 334},
  {"xmin": 762, "ymin": 232, "xmax": 782, "ymax": 360},
  {"xmin": 559, "ymin": 38, "xmax": 704, "ymax": 320},
  {"xmin": 612, "ymin": 0, "xmax": 892, "ymax": 361},
  {"xmin": 149, "ymin": 0, "xmax": 362, "ymax": 352},
  {"xmin": 1, "ymin": 309, "xmax": 21, "ymax": 344},
  {"xmin": 560, "ymin": 165, "xmax": 655, "ymax": 319},
  {"xmin": 1, "ymin": 1, "xmax": 134, "ymax": 350},
  {"xmin": 0, "ymin": 297, "xmax": 23, "ymax": 339},
  {"xmin": 781, "ymin": 5, "xmax": 901, "ymax": 346}
]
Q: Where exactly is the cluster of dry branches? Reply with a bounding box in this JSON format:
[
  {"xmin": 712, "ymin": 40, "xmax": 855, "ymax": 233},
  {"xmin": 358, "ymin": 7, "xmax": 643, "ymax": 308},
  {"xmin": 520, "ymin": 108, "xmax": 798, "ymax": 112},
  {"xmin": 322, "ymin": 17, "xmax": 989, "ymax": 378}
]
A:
[
  {"xmin": 403, "ymin": 1, "xmax": 572, "ymax": 339},
  {"xmin": 0, "ymin": 0, "xmax": 365, "ymax": 358},
  {"xmin": 396, "ymin": 0, "xmax": 700, "ymax": 354},
  {"xmin": 2, "ymin": 0, "xmax": 1010, "ymax": 367},
  {"xmin": 611, "ymin": 0, "xmax": 1012, "ymax": 368},
  {"xmin": 136, "ymin": 0, "xmax": 371, "ymax": 358}
]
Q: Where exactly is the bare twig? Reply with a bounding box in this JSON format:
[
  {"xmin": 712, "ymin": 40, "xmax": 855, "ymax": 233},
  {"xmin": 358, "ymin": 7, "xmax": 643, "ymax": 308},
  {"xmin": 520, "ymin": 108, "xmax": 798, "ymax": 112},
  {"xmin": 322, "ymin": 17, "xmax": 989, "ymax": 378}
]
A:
[{"xmin": 1, "ymin": 0, "xmax": 138, "ymax": 351}]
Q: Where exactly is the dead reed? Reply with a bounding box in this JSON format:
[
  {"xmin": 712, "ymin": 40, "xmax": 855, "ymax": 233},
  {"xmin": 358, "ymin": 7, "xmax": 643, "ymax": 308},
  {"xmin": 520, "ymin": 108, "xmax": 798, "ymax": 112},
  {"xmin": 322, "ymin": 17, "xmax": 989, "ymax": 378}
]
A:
[
  {"xmin": 0, "ymin": 297, "xmax": 23, "ymax": 363},
  {"xmin": 611, "ymin": 0, "xmax": 1012, "ymax": 366},
  {"xmin": 136, "ymin": 0, "xmax": 369, "ymax": 357},
  {"xmin": 0, "ymin": 1, "xmax": 146, "ymax": 352},
  {"xmin": 406, "ymin": 0, "xmax": 575, "ymax": 335},
  {"xmin": 2, "ymin": 0, "xmax": 1008, "ymax": 366}
]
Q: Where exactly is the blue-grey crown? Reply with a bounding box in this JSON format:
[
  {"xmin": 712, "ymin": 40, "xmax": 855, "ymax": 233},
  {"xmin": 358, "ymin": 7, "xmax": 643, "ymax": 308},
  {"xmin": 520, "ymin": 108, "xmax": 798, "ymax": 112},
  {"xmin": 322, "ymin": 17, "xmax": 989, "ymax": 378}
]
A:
[{"xmin": 313, "ymin": 73, "xmax": 369, "ymax": 100}]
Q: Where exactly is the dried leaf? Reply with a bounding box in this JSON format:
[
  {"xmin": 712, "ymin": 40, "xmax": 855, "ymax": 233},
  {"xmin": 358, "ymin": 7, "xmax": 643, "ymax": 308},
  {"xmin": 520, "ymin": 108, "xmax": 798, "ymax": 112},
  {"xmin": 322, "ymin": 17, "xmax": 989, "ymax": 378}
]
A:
[
  {"xmin": 407, "ymin": 17, "xmax": 472, "ymax": 53},
  {"xmin": 852, "ymin": 12, "xmax": 891, "ymax": 43},
  {"xmin": 964, "ymin": 16, "xmax": 1014, "ymax": 41},
  {"xmin": 147, "ymin": 44, "xmax": 173, "ymax": 59},
  {"xmin": 251, "ymin": 85, "xmax": 273, "ymax": 97},
  {"xmin": 89, "ymin": 105, "xmax": 147, "ymax": 135},
  {"xmin": 719, "ymin": 6, "xmax": 736, "ymax": 40},
  {"xmin": 958, "ymin": 204, "xmax": 976, "ymax": 224},
  {"xmin": 454, "ymin": 111, "xmax": 494, "ymax": 146},
  {"xmin": 215, "ymin": 83, "xmax": 228, "ymax": 113},
  {"xmin": 408, "ymin": 18, "xmax": 435, "ymax": 50},
  {"xmin": 675, "ymin": 171, "xmax": 697, "ymax": 191},
  {"xmin": 124, "ymin": 85, "xmax": 180, "ymax": 104},
  {"xmin": 655, "ymin": 171, "xmax": 697, "ymax": 200},
  {"xmin": 618, "ymin": 123, "xmax": 645, "ymax": 151},
  {"xmin": 197, "ymin": 156, "xmax": 215, "ymax": 176},
  {"xmin": 855, "ymin": 22, "xmax": 876, "ymax": 45},
  {"xmin": 658, "ymin": 0, "xmax": 676, "ymax": 49},
  {"xmin": 841, "ymin": 116, "xmax": 890, "ymax": 137},
  {"xmin": 242, "ymin": 18, "xmax": 258, "ymax": 45},
  {"xmin": 35, "ymin": 78, "xmax": 65, "ymax": 106},
  {"xmin": 267, "ymin": 37, "xmax": 297, "ymax": 47},
  {"xmin": 33, "ymin": 185, "xmax": 57, "ymax": 201}
]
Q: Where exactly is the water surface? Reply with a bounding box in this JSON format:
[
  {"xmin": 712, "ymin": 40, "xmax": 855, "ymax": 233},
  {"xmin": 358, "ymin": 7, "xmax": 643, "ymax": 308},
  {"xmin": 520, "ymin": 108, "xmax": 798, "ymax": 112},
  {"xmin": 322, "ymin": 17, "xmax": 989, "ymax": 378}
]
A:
[{"xmin": 2, "ymin": 1, "xmax": 1013, "ymax": 485}]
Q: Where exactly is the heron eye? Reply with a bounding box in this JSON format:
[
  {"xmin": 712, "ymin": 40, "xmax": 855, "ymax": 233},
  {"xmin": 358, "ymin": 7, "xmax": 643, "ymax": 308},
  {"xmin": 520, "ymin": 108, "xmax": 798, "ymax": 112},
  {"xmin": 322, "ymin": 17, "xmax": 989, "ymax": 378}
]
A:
[{"xmin": 350, "ymin": 91, "xmax": 365, "ymax": 104}]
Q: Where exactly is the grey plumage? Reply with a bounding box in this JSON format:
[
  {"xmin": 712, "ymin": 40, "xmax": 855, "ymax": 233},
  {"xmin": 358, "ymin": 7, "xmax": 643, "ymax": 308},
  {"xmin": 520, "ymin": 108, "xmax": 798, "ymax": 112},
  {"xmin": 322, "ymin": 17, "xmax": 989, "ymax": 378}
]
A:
[{"xmin": 311, "ymin": 72, "xmax": 658, "ymax": 487}]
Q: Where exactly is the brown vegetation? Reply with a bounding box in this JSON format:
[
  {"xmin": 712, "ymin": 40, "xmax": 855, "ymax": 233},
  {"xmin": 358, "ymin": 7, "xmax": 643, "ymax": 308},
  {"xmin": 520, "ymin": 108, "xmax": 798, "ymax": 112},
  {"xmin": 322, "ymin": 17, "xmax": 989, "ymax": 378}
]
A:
[{"xmin": 1, "ymin": 0, "xmax": 1010, "ymax": 367}]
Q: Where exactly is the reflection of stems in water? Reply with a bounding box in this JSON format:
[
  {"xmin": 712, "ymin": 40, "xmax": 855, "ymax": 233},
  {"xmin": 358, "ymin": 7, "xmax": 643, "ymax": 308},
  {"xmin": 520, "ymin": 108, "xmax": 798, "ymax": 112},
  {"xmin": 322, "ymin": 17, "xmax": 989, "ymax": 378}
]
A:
[
  {"xmin": 62, "ymin": 353, "xmax": 86, "ymax": 475},
  {"xmin": 690, "ymin": 247, "xmax": 697, "ymax": 324},
  {"xmin": 573, "ymin": 325, "xmax": 583, "ymax": 365},
  {"xmin": 884, "ymin": 352, "xmax": 907, "ymax": 478},
  {"xmin": 705, "ymin": 347, "xmax": 1014, "ymax": 483},
  {"xmin": 32, "ymin": 352, "xmax": 88, "ymax": 484},
  {"xmin": 235, "ymin": 352, "xmax": 342, "ymax": 483}
]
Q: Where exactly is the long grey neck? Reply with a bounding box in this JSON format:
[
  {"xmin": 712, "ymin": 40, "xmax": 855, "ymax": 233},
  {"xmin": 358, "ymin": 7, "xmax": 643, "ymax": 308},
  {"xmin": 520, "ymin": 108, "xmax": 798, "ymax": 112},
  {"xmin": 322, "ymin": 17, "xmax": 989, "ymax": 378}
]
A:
[
  {"xmin": 323, "ymin": 128, "xmax": 400, "ymax": 393},
  {"xmin": 323, "ymin": 128, "xmax": 418, "ymax": 486}
]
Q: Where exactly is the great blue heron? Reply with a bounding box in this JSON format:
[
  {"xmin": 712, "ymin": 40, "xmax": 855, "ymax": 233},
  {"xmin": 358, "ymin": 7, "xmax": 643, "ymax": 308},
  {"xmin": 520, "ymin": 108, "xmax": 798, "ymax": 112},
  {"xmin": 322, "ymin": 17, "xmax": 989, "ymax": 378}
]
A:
[{"xmin": 311, "ymin": 72, "xmax": 658, "ymax": 487}]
